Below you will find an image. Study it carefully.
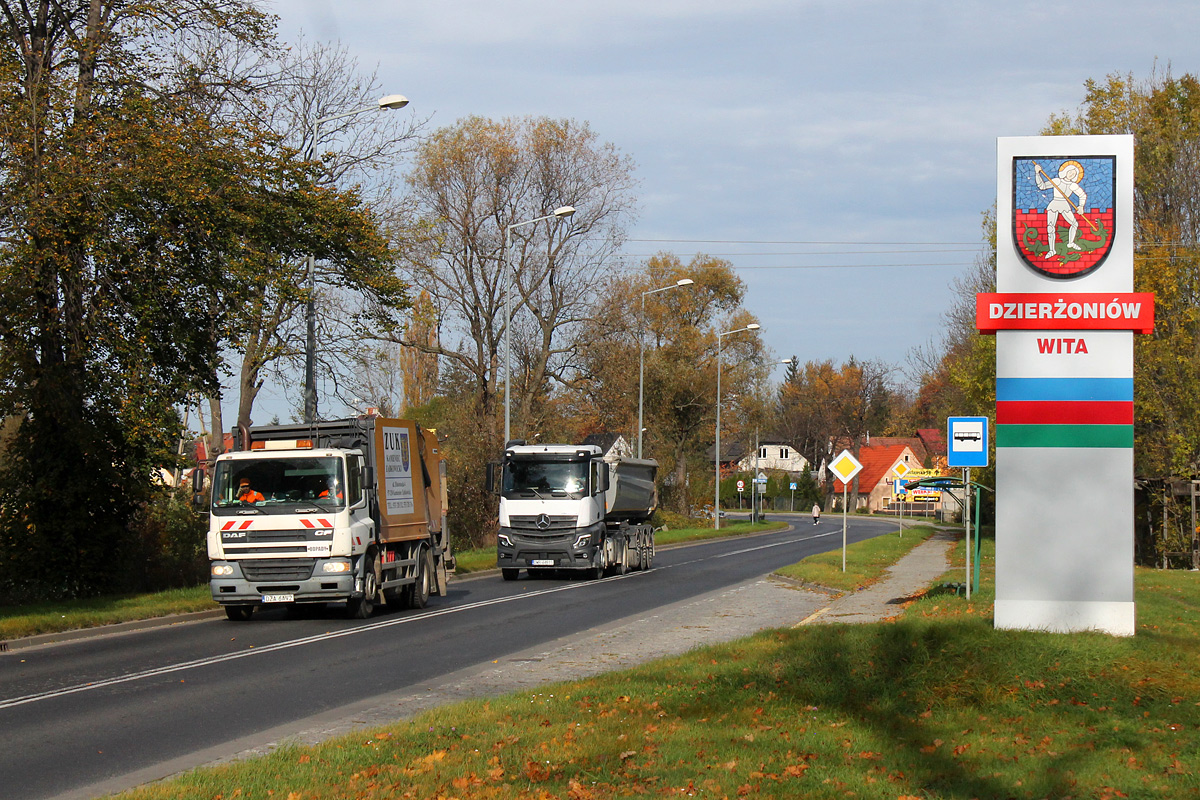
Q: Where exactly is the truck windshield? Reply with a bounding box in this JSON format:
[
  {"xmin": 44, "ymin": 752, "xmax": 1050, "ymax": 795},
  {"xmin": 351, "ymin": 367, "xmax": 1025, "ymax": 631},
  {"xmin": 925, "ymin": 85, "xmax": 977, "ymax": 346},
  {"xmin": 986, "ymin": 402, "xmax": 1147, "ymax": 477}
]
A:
[
  {"xmin": 503, "ymin": 460, "xmax": 587, "ymax": 498},
  {"xmin": 212, "ymin": 456, "xmax": 346, "ymax": 512}
]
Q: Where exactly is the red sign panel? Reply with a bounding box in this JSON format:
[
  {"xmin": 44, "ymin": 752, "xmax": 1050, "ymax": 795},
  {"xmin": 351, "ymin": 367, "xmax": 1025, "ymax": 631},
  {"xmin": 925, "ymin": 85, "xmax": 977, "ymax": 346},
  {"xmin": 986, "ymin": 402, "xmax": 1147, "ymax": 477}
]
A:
[{"xmin": 976, "ymin": 293, "xmax": 1154, "ymax": 334}]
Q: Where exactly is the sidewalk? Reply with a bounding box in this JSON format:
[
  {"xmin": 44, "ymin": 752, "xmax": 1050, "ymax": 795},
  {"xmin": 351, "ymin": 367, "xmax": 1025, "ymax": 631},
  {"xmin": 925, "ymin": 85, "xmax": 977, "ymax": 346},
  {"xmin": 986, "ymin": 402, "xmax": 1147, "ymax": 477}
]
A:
[{"xmin": 798, "ymin": 528, "xmax": 958, "ymax": 626}]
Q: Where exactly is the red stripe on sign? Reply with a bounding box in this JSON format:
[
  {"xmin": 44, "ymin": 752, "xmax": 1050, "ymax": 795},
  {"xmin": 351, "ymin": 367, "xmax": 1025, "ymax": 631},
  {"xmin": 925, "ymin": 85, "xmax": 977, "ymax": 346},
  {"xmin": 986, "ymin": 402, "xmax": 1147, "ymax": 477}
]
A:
[
  {"xmin": 222, "ymin": 521, "xmax": 236, "ymax": 531},
  {"xmin": 319, "ymin": 518, "xmax": 332, "ymax": 528},
  {"xmin": 238, "ymin": 520, "xmax": 253, "ymax": 530},
  {"xmin": 300, "ymin": 519, "xmax": 314, "ymax": 528},
  {"xmin": 997, "ymin": 401, "xmax": 1133, "ymax": 425}
]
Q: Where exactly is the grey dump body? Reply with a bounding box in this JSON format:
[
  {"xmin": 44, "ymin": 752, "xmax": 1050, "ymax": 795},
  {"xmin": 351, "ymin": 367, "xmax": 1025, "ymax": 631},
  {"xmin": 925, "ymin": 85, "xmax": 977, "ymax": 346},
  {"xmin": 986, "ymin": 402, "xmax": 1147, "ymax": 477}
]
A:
[{"xmin": 605, "ymin": 458, "xmax": 658, "ymax": 522}]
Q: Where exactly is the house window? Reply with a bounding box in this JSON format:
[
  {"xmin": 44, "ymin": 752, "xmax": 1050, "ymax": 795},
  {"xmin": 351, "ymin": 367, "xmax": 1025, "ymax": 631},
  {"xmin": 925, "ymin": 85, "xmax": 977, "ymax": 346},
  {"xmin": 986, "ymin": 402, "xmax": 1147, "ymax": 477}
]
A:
[
  {"xmin": 760, "ymin": 447, "xmax": 768, "ymax": 459},
  {"xmin": 780, "ymin": 447, "xmax": 789, "ymax": 460}
]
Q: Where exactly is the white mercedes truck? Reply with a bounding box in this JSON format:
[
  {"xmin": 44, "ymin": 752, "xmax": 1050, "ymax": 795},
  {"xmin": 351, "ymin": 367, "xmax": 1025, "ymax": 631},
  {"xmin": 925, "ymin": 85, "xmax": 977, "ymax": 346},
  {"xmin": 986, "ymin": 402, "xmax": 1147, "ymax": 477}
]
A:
[{"xmin": 489, "ymin": 442, "xmax": 657, "ymax": 580}]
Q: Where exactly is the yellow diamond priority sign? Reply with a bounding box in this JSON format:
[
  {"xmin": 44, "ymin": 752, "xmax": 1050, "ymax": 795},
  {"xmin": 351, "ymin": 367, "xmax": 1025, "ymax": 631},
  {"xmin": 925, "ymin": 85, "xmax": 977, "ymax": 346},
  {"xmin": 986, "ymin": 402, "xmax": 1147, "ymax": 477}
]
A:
[
  {"xmin": 828, "ymin": 449, "xmax": 863, "ymax": 484},
  {"xmin": 892, "ymin": 461, "xmax": 910, "ymax": 479}
]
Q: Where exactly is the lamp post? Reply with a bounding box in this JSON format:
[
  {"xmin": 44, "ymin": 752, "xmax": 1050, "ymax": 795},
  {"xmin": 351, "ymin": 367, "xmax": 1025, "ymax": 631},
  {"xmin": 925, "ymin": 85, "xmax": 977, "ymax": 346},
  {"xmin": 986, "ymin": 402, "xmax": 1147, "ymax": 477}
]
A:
[
  {"xmin": 303, "ymin": 95, "xmax": 410, "ymax": 424},
  {"xmin": 503, "ymin": 205, "xmax": 575, "ymax": 445},
  {"xmin": 638, "ymin": 278, "xmax": 694, "ymax": 458},
  {"xmin": 713, "ymin": 323, "xmax": 760, "ymax": 529},
  {"xmin": 750, "ymin": 358, "xmax": 792, "ymax": 520}
]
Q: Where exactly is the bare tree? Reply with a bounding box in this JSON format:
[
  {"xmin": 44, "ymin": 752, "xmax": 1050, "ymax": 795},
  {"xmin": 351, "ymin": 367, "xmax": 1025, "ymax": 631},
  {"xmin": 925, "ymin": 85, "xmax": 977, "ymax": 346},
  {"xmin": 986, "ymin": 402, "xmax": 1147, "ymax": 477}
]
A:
[
  {"xmin": 391, "ymin": 115, "xmax": 638, "ymax": 445},
  {"xmin": 195, "ymin": 37, "xmax": 426, "ymax": 447}
]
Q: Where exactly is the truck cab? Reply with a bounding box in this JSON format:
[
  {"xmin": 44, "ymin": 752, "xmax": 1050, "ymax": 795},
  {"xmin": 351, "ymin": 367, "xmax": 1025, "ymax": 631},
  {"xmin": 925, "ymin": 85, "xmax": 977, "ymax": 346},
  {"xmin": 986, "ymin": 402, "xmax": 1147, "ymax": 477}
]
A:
[{"xmin": 208, "ymin": 446, "xmax": 374, "ymax": 615}]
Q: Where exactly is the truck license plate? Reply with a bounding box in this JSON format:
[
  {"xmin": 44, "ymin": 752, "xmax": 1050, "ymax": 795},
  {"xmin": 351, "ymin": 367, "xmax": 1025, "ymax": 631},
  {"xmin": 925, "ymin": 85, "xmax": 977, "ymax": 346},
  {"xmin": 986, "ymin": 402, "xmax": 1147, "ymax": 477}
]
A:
[
  {"xmin": 531, "ymin": 559, "xmax": 554, "ymax": 566},
  {"xmin": 262, "ymin": 593, "xmax": 294, "ymax": 603}
]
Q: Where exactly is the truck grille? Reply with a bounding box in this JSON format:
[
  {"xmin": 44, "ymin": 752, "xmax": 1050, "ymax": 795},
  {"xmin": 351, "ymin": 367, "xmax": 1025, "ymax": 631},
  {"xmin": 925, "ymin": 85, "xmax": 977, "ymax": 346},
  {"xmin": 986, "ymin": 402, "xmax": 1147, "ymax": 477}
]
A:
[
  {"xmin": 508, "ymin": 514, "xmax": 578, "ymax": 532},
  {"xmin": 241, "ymin": 559, "xmax": 316, "ymax": 582},
  {"xmin": 246, "ymin": 529, "xmax": 311, "ymax": 542}
]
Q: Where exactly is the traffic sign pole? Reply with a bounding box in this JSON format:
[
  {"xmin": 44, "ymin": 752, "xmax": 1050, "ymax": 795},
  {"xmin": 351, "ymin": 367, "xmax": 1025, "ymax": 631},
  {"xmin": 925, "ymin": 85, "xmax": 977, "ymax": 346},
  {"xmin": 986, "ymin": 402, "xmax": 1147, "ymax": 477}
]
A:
[{"xmin": 964, "ymin": 467, "xmax": 972, "ymax": 600}]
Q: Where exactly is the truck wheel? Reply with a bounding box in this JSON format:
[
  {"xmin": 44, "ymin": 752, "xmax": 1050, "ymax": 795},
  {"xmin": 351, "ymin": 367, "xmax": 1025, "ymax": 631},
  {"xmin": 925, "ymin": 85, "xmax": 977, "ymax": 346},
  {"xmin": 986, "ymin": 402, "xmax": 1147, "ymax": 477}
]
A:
[
  {"xmin": 588, "ymin": 550, "xmax": 605, "ymax": 580},
  {"xmin": 346, "ymin": 553, "xmax": 379, "ymax": 619},
  {"xmin": 615, "ymin": 542, "xmax": 630, "ymax": 576},
  {"xmin": 224, "ymin": 605, "xmax": 254, "ymax": 621},
  {"xmin": 406, "ymin": 548, "xmax": 433, "ymax": 609},
  {"xmin": 501, "ymin": 568, "xmax": 520, "ymax": 581}
]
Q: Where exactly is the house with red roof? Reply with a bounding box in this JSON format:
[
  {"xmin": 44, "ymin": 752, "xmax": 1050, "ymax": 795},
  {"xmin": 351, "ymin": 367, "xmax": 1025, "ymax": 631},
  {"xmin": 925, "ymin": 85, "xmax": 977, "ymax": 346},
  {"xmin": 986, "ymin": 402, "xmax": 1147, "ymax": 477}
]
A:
[{"xmin": 832, "ymin": 443, "xmax": 923, "ymax": 512}]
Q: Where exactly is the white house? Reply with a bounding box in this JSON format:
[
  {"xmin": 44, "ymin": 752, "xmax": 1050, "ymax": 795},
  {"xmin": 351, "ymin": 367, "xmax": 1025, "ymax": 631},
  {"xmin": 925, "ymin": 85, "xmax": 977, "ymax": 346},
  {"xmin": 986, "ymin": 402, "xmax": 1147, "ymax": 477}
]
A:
[{"xmin": 735, "ymin": 440, "xmax": 809, "ymax": 475}]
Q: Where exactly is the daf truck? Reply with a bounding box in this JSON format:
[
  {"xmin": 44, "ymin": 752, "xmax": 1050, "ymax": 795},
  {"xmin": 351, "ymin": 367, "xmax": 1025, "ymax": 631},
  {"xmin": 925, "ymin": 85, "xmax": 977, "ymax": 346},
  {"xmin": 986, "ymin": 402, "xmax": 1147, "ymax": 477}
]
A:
[
  {"xmin": 206, "ymin": 416, "xmax": 454, "ymax": 620},
  {"xmin": 489, "ymin": 442, "xmax": 657, "ymax": 580}
]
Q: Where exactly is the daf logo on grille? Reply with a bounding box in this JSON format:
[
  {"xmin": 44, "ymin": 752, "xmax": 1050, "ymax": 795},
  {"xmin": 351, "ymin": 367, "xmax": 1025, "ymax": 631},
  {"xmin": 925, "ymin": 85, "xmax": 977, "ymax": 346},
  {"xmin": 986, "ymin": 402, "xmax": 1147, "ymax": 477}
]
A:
[{"xmin": 536, "ymin": 514, "xmax": 551, "ymax": 530}]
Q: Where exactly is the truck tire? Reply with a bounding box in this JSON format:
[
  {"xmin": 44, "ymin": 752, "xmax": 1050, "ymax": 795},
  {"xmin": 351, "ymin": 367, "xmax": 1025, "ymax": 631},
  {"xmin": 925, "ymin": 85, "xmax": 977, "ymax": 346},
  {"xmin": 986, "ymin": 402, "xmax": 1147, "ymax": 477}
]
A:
[
  {"xmin": 346, "ymin": 552, "xmax": 379, "ymax": 619},
  {"xmin": 501, "ymin": 568, "xmax": 520, "ymax": 581},
  {"xmin": 224, "ymin": 605, "xmax": 254, "ymax": 621},
  {"xmin": 588, "ymin": 549, "xmax": 605, "ymax": 580},
  {"xmin": 615, "ymin": 541, "xmax": 629, "ymax": 576},
  {"xmin": 406, "ymin": 547, "xmax": 433, "ymax": 609}
]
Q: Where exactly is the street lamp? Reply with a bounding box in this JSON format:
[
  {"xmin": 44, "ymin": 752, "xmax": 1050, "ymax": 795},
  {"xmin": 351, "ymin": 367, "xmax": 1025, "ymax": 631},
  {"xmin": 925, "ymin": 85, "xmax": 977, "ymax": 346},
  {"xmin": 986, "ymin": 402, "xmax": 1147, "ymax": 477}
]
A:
[
  {"xmin": 503, "ymin": 205, "xmax": 576, "ymax": 445},
  {"xmin": 304, "ymin": 95, "xmax": 411, "ymax": 424},
  {"xmin": 713, "ymin": 323, "xmax": 760, "ymax": 529},
  {"xmin": 750, "ymin": 359, "xmax": 791, "ymax": 520},
  {"xmin": 638, "ymin": 278, "xmax": 694, "ymax": 458}
]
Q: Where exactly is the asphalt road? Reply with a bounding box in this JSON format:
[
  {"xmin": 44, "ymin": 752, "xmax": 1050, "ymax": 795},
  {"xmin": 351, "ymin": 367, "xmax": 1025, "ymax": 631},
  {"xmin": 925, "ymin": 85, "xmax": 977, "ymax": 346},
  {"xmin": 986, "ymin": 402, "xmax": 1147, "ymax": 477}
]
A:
[{"xmin": 1, "ymin": 515, "xmax": 895, "ymax": 800}]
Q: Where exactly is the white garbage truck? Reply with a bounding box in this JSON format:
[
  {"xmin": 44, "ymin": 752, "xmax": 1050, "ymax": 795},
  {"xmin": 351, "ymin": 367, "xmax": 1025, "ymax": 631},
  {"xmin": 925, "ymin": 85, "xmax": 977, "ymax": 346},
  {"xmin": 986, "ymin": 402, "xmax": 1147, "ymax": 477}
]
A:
[
  {"xmin": 489, "ymin": 442, "xmax": 657, "ymax": 580},
  {"xmin": 206, "ymin": 416, "xmax": 454, "ymax": 620}
]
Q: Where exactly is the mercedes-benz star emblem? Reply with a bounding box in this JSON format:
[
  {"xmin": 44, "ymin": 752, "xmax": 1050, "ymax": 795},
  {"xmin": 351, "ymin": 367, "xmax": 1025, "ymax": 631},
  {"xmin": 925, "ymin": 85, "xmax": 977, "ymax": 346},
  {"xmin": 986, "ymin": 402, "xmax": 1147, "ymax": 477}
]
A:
[{"xmin": 536, "ymin": 513, "xmax": 551, "ymax": 530}]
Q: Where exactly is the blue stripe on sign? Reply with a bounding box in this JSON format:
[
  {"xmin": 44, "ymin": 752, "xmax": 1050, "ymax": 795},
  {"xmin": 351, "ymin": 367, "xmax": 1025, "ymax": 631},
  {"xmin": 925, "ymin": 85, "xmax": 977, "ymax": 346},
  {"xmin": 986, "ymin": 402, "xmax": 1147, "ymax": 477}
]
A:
[{"xmin": 996, "ymin": 377, "xmax": 1133, "ymax": 403}]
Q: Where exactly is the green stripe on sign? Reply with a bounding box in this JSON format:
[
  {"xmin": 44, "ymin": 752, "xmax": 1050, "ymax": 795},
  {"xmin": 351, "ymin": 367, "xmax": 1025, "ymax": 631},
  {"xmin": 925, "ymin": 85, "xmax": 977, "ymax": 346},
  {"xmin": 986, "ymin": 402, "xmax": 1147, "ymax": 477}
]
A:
[{"xmin": 996, "ymin": 424, "xmax": 1134, "ymax": 448}]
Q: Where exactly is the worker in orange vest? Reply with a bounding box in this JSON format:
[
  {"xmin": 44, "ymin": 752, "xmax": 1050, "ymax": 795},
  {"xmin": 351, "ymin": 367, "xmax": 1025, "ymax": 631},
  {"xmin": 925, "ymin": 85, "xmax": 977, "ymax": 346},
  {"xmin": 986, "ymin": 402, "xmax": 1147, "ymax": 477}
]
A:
[{"xmin": 237, "ymin": 478, "xmax": 265, "ymax": 504}]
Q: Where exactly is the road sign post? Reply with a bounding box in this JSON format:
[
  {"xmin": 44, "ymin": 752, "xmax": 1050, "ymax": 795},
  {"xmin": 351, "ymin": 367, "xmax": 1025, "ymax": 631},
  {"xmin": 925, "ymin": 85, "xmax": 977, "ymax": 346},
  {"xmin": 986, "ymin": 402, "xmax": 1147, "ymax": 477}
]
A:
[
  {"xmin": 892, "ymin": 461, "xmax": 911, "ymax": 538},
  {"xmin": 948, "ymin": 417, "xmax": 989, "ymax": 601},
  {"xmin": 828, "ymin": 450, "xmax": 864, "ymax": 572}
]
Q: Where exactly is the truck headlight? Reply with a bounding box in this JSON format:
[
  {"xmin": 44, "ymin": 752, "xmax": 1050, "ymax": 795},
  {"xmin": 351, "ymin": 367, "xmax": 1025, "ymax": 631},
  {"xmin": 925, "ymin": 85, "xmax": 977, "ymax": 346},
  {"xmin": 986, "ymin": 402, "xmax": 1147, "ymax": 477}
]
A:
[
  {"xmin": 211, "ymin": 564, "xmax": 234, "ymax": 577},
  {"xmin": 574, "ymin": 534, "xmax": 591, "ymax": 549},
  {"xmin": 322, "ymin": 560, "xmax": 351, "ymax": 574},
  {"xmin": 498, "ymin": 533, "xmax": 512, "ymax": 547}
]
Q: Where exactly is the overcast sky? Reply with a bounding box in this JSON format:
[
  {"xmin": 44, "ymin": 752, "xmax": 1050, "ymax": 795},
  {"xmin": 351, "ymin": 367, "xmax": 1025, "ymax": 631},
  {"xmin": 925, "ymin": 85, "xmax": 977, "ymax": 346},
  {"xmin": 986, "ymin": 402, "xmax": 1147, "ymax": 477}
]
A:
[{"xmin": 253, "ymin": 0, "xmax": 1197, "ymax": 422}]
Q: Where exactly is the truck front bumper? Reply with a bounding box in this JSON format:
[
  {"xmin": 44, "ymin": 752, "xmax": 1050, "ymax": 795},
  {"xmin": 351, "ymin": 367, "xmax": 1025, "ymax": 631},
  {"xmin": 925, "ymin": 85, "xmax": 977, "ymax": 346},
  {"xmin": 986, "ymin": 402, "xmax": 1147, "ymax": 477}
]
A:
[
  {"xmin": 496, "ymin": 524, "xmax": 602, "ymax": 571},
  {"xmin": 210, "ymin": 558, "xmax": 364, "ymax": 605}
]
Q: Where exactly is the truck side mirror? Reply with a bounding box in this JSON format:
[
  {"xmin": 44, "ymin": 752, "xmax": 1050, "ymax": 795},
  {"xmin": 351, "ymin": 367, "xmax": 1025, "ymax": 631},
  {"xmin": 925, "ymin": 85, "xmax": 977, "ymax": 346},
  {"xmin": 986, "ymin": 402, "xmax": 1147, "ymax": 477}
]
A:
[
  {"xmin": 191, "ymin": 468, "xmax": 207, "ymax": 509},
  {"xmin": 600, "ymin": 464, "xmax": 610, "ymax": 493},
  {"xmin": 485, "ymin": 462, "xmax": 501, "ymax": 495},
  {"xmin": 362, "ymin": 464, "xmax": 373, "ymax": 490}
]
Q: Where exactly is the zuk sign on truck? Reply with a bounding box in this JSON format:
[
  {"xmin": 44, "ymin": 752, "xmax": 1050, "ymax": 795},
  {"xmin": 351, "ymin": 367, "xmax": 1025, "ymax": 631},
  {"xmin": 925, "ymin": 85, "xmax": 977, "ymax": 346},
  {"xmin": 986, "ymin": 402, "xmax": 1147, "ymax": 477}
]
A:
[
  {"xmin": 488, "ymin": 442, "xmax": 658, "ymax": 580},
  {"xmin": 206, "ymin": 416, "xmax": 454, "ymax": 620}
]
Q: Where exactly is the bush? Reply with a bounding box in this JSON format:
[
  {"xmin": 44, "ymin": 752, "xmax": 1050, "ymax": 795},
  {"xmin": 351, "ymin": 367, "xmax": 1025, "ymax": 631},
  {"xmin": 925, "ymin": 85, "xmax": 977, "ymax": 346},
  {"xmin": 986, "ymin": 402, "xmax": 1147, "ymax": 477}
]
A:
[
  {"xmin": 128, "ymin": 489, "xmax": 209, "ymax": 591},
  {"xmin": 652, "ymin": 509, "xmax": 693, "ymax": 530}
]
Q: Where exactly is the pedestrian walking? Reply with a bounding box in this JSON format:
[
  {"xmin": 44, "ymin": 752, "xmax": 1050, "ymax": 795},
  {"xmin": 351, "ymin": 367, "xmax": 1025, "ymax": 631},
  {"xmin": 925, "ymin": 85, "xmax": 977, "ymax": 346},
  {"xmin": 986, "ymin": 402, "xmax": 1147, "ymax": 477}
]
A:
[{"xmin": 811, "ymin": 503, "xmax": 820, "ymax": 525}]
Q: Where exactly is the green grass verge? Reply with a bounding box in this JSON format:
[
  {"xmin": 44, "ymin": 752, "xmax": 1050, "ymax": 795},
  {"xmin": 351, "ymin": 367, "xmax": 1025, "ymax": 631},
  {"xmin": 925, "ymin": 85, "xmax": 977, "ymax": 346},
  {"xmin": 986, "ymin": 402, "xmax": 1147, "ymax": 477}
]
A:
[
  {"xmin": 0, "ymin": 586, "xmax": 216, "ymax": 640},
  {"xmin": 111, "ymin": 531, "xmax": 1200, "ymax": 800},
  {"xmin": 775, "ymin": 523, "xmax": 939, "ymax": 594}
]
